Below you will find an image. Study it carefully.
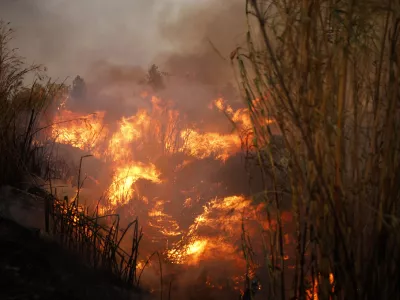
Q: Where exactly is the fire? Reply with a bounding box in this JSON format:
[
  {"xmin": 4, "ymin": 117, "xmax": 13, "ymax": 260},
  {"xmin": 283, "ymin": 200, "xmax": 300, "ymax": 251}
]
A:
[
  {"xmin": 148, "ymin": 199, "xmax": 181, "ymax": 237},
  {"xmin": 107, "ymin": 163, "xmax": 162, "ymax": 206},
  {"xmin": 50, "ymin": 92, "xmax": 277, "ymax": 294},
  {"xmin": 52, "ymin": 110, "xmax": 107, "ymax": 155},
  {"xmin": 106, "ymin": 111, "xmax": 151, "ymax": 161},
  {"xmin": 167, "ymin": 195, "xmax": 259, "ymax": 266},
  {"xmin": 186, "ymin": 239, "xmax": 208, "ymax": 255},
  {"xmin": 214, "ymin": 97, "xmax": 253, "ymax": 130},
  {"xmin": 212, "ymin": 97, "xmax": 275, "ymax": 140},
  {"xmin": 180, "ymin": 129, "xmax": 241, "ymax": 161},
  {"xmin": 309, "ymin": 272, "xmax": 335, "ymax": 300},
  {"xmin": 167, "ymin": 236, "xmax": 238, "ymax": 266}
]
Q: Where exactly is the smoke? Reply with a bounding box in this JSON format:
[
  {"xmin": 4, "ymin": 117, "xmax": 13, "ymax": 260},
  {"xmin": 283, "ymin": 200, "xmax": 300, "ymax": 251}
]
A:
[
  {"xmin": 0, "ymin": 1, "xmax": 262, "ymax": 299},
  {"xmin": 0, "ymin": 0, "xmax": 245, "ymax": 84},
  {"xmin": 0, "ymin": 0, "xmax": 248, "ymax": 131},
  {"xmin": 1, "ymin": 0, "xmax": 169, "ymax": 78},
  {"xmin": 156, "ymin": 0, "xmax": 246, "ymax": 85}
]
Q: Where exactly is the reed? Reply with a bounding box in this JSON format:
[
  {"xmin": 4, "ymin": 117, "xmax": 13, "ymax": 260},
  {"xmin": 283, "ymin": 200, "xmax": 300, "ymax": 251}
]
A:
[
  {"xmin": 48, "ymin": 185, "xmax": 143, "ymax": 287},
  {"xmin": 0, "ymin": 21, "xmax": 145, "ymax": 292},
  {"xmin": 234, "ymin": 0, "xmax": 400, "ymax": 299},
  {"xmin": 0, "ymin": 20, "xmax": 65, "ymax": 187}
]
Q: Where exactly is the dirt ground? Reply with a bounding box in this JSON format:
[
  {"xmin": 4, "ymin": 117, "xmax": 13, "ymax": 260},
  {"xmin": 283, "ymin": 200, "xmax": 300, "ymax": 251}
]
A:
[{"xmin": 0, "ymin": 217, "xmax": 149, "ymax": 300}]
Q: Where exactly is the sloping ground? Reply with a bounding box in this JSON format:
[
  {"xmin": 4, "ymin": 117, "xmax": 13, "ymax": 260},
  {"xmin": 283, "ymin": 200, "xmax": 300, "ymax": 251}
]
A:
[
  {"xmin": 0, "ymin": 217, "xmax": 148, "ymax": 300},
  {"xmin": 0, "ymin": 185, "xmax": 150, "ymax": 300}
]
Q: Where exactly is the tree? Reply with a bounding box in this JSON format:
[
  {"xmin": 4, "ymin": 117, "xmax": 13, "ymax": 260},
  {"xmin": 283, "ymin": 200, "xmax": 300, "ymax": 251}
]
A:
[
  {"xmin": 70, "ymin": 75, "xmax": 86, "ymax": 100},
  {"xmin": 146, "ymin": 64, "xmax": 165, "ymax": 91}
]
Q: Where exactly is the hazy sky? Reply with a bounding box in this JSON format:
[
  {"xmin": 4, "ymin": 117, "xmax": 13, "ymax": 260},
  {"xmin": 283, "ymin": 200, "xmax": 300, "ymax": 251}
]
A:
[
  {"xmin": 0, "ymin": 0, "xmax": 214, "ymax": 79},
  {"xmin": 0, "ymin": 0, "xmax": 245, "ymax": 84}
]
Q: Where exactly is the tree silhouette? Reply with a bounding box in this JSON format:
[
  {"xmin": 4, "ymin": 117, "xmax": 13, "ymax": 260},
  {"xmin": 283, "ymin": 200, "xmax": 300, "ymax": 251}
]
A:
[
  {"xmin": 146, "ymin": 64, "xmax": 165, "ymax": 91},
  {"xmin": 70, "ymin": 75, "xmax": 86, "ymax": 100}
]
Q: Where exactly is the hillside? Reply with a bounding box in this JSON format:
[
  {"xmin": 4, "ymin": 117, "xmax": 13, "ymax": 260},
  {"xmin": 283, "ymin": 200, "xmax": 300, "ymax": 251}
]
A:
[{"xmin": 0, "ymin": 216, "xmax": 147, "ymax": 300}]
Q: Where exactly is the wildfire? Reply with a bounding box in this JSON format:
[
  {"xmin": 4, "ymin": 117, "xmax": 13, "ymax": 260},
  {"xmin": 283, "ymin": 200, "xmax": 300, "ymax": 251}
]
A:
[
  {"xmin": 212, "ymin": 97, "xmax": 275, "ymax": 143},
  {"xmin": 214, "ymin": 97, "xmax": 253, "ymax": 130},
  {"xmin": 106, "ymin": 110, "xmax": 151, "ymax": 161},
  {"xmin": 50, "ymin": 92, "xmax": 277, "ymax": 294},
  {"xmin": 52, "ymin": 110, "xmax": 107, "ymax": 155},
  {"xmin": 167, "ymin": 236, "xmax": 238, "ymax": 266},
  {"xmin": 107, "ymin": 163, "xmax": 162, "ymax": 206},
  {"xmin": 51, "ymin": 95, "xmax": 249, "ymax": 206},
  {"xmin": 180, "ymin": 129, "xmax": 241, "ymax": 161},
  {"xmin": 308, "ymin": 273, "xmax": 335, "ymax": 300},
  {"xmin": 148, "ymin": 199, "xmax": 182, "ymax": 237},
  {"xmin": 167, "ymin": 195, "xmax": 259, "ymax": 266}
]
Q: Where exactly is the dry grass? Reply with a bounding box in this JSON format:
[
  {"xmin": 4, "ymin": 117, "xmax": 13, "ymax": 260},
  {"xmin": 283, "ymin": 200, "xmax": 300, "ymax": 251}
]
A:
[
  {"xmin": 0, "ymin": 20, "xmax": 145, "ymax": 292},
  {"xmin": 234, "ymin": 0, "xmax": 400, "ymax": 299},
  {"xmin": 43, "ymin": 136, "xmax": 144, "ymax": 288},
  {"xmin": 48, "ymin": 190, "xmax": 143, "ymax": 287},
  {"xmin": 0, "ymin": 20, "xmax": 65, "ymax": 187}
]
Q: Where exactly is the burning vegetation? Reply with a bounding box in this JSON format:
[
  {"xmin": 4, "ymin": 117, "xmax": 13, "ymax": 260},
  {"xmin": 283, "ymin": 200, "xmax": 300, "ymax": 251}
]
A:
[
  {"xmin": 48, "ymin": 83, "xmax": 276, "ymax": 297},
  {"xmin": 1, "ymin": 0, "xmax": 400, "ymax": 299}
]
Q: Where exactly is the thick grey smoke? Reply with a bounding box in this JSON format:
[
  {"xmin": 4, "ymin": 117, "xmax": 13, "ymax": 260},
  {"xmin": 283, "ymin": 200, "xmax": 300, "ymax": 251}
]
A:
[
  {"xmin": 157, "ymin": 1, "xmax": 247, "ymax": 85},
  {"xmin": 0, "ymin": 0, "xmax": 246, "ymax": 83},
  {"xmin": 0, "ymin": 0, "xmax": 165, "ymax": 79}
]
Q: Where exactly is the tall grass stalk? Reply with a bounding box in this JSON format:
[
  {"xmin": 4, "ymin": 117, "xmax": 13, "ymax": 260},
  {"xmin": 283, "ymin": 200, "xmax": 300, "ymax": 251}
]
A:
[
  {"xmin": 49, "ymin": 187, "xmax": 143, "ymax": 287},
  {"xmin": 0, "ymin": 20, "xmax": 64, "ymax": 187},
  {"xmin": 0, "ymin": 21, "xmax": 144, "ymax": 291},
  {"xmin": 234, "ymin": 0, "xmax": 400, "ymax": 299}
]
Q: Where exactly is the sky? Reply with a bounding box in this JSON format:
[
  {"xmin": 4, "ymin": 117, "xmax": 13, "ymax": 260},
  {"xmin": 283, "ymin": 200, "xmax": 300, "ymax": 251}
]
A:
[{"xmin": 0, "ymin": 0, "xmax": 246, "ymax": 82}]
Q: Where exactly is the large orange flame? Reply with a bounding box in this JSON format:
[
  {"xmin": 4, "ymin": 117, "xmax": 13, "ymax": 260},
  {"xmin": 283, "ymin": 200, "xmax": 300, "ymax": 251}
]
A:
[{"xmin": 50, "ymin": 92, "xmax": 279, "ymax": 293}]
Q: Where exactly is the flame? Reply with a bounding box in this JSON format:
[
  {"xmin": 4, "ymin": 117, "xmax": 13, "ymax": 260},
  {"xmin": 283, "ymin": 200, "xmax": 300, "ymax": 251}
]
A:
[
  {"xmin": 52, "ymin": 110, "xmax": 107, "ymax": 155},
  {"xmin": 107, "ymin": 163, "xmax": 162, "ymax": 206},
  {"xmin": 148, "ymin": 199, "xmax": 182, "ymax": 237},
  {"xmin": 167, "ymin": 195, "xmax": 258, "ymax": 266},
  {"xmin": 214, "ymin": 97, "xmax": 253, "ymax": 130},
  {"xmin": 50, "ymin": 93, "xmax": 280, "ymax": 293},
  {"xmin": 106, "ymin": 110, "xmax": 151, "ymax": 161},
  {"xmin": 308, "ymin": 273, "xmax": 335, "ymax": 300},
  {"xmin": 212, "ymin": 97, "xmax": 275, "ymax": 144},
  {"xmin": 180, "ymin": 129, "xmax": 241, "ymax": 161},
  {"xmin": 52, "ymin": 96, "xmax": 245, "ymax": 165},
  {"xmin": 167, "ymin": 236, "xmax": 238, "ymax": 266}
]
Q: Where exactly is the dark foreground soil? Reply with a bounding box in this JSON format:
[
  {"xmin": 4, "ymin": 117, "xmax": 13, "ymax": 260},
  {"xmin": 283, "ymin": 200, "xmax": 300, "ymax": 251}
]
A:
[{"xmin": 0, "ymin": 217, "xmax": 148, "ymax": 300}]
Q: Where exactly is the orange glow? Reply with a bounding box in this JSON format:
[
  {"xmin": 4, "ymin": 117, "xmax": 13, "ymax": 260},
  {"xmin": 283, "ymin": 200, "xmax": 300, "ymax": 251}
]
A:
[
  {"xmin": 180, "ymin": 129, "xmax": 241, "ymax": 161},
  {"xmin": 107, "ymin": 163, "xmax": 162, "ymax": 206},
  {"xmin": 212, "ymin": 97, "xmax": 275, "ymax": 143},
  {"xmin": 148, "ymin": 199, "xmax": 182, "ymax": 237},
  {"xmin": 106, "ymin": 110, "xmax": 151, "ymax": 161},
  {"xmin": 50, "ymin": 92, "xmax": 283, "ymax": 293},
  {"xmin": 52, "ymin": 110, "xmax": 107, "ymax": 156},
  {"xmin": 167, "ymin": 195, "xmax": 259, "ymax": 266},
  {"xmin": 308, "ymin": 273, "xmax": 335, "ymax": 300}
]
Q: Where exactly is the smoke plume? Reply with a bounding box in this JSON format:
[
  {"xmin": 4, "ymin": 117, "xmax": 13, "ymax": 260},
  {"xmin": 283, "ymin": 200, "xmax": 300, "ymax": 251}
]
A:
[{"xmin": 0, "ymin": 0, "xmax": 246, "ymax": 85}]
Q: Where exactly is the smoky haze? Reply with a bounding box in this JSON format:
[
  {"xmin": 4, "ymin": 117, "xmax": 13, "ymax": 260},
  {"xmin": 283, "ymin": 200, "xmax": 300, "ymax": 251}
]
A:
[
  {"xmin": 0, "ymin": 0, "xmax": 246, "ymax": 84},
  {"xmin": 1, "ymin": 2, "xmax": 258, "ymax": 298}
]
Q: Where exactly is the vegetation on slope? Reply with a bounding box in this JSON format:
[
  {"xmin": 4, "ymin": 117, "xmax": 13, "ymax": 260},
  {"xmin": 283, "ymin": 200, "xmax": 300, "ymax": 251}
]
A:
[
  {"xmin": 0, "ymin": 21, "xmax": 66, "ymax": 188},
  {"xmin": 0, "ymin": 21, "xmax": 145, "ymax": 299}
]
